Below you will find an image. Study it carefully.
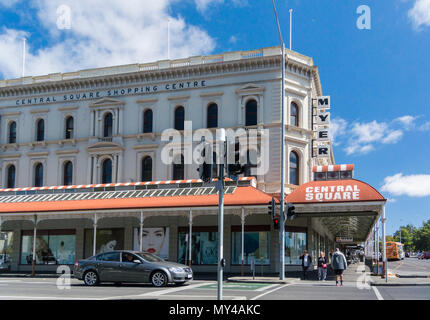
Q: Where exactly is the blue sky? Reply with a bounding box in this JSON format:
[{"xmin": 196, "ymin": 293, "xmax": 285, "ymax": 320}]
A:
[{"xmin": 0, "ymin": 0, "xmax": 429, "ymax": 234}]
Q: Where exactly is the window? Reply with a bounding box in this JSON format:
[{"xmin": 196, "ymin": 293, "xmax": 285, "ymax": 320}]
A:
[
  {"xmin": 245, "ymin": 99, "xmax": 257, "ymax": 126},
  {"xmin": 207, "ymin": 103, "xmax": 218, "ymax": 128},
  {"xmin": 231, "ymin": 227, "xmax": 270, "ymax": 265},
  {"xmin": 84, "ymin": 228, "xmax": 124, "ymax": 258},
  {"xmin": 0, "ymin": 231, "xmax": 13, "ymax": 257},
  {"xmin": 172, "ymin": 154, "xmax": 184, "ymax": 180},
  {"xmin": 174, "ymin": 106, "xmax": 185, "ymax": 130},
  {"xmin": 8, "ymin": 121, "xmax": 16, "ymax": 144},
  {"xmin": 20, "ymin": 230, "xmax": 76, "ymax": 265},
  {"xmin": 177, "ymin": 227, "xmax": 218, "ymax": 265},
  {"xmin": 34, "ymin": 163, "xmax": 43, "ymax": 187},
  {"xmin": 7, "ymin": 165, "xmax": 16, "ymax": 188},
  {"xmin": 141, "ymin": 156, "xmax": 152, "ymax": 182},
  {"xmin": 63, "ymin": 161, "xmax": 73, "ymax": 186},
  {"xmin": 100, "ymin": 252, "xmax": 121, "ymax": 262},
  {"xmin": 290, "ymin": 102, "xmax": 299, "ymax": 127},
  {"xmin": 289, "ymin": 151, "xmax": 299, "ymax": 185},
  {"xmin": 284, "ymin": 228, "xmax": 307, "ymax": 265},
  {"xmin": 102, "ymin": 159, "xmax": 112, "ymax": 184},
  {"xmin": 143, "ymin": 109, "xmax": 153, "ymax": 133},
  {"xmin": 36, "ymin": 119, "xmax": 44, "ymax": 141},
  {"xmin": 103, "ymin": 112, "xmax": 113, "ymax": 137},
  {"xmin": 65, "ymin": 116, "xmax": 74, "ymax": 139}
]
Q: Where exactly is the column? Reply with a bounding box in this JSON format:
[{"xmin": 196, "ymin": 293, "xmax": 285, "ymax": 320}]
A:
[
  {"xmin": 139, "ymin": 211, "xmax": 145, "ymax": 252},
  {"xmin": 90, "ymin": 110, "xmax": 95, "ymax": 137},
  {"xmin": 32, "ymin": 216, "xmax": 37, "ymax": 276},
  {"xmin": 188, "ymin": 210, "xmax": 193, "ymax": 267},
  {"xmin": 93, "ymin": 156, "xmax": 98, "ymax": 184},
  {"xmin": 93, "ymin": 214, "xmax": 98, "ymax": 256},
  {"xmin": 241, "ymin": 207, "xmax": 245, "ymax": 276},
  {"xmin": 117, "ymin": 154, "xmax": 123, "ymax": 182}
]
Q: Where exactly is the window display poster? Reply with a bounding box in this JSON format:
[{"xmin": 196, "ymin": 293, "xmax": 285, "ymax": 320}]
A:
[
  {"xmin": 133, "ymin": 227, "xmax": 169, "ymax": 260},
  {"xmin": 178, "ymin": 232, "xmax": 218, "ymax": 265},
  {"xmin": 231, "ymin": 232, "xmax": 270, "ymax": 265},
  {"xmin": 0, "ymin": 231, "xmax": 13, "ymax": 256},
  {"xmin": 84, "ymin": 228, "xmax": 124, "ymax": 257},
  {"xmin": 284, "ymin": 231, "xmax": 307, "ymax": 265}
]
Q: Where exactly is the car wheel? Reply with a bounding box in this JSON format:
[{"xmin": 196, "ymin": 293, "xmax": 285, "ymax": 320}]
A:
[
  {"xmin": 151, "ymin": 271, "xmax": 168, "ymax": 287},
  {"xmin": 83, "ymin": 270, "xmax": 99, "ymax": 286}
]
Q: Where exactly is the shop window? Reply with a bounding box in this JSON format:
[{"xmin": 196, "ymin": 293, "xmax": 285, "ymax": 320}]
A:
[
  {"xmin": 0, "ymin": 231, "xmax": 14, "ymax": 258},
  {"xmin": 174, "ymin": 106, "xmax": 185, "ymax": 131},
  {"xmin": 84, "ymin": 228, "xmax": 124, "ymax": 258},
  {"xmin": 289, "ymin": 151, "xmax": 299, "ymax": 185},
  {"xmin": 245, "ymin": 99, "xmax": 257, "ymax": 126},
  {"xmin": 290, "ymin": 102, "xmax": 299, "ymax": 127},
  {"xmin": 102, "ymin": 158, "xmax": 112, "ymax": 184},
  {"xmin": 141, "ymin": 156, "xmax": 152, "ymax": 182},
  {"xmin": 103, "ymin": 112, "xmax": 113, "ymax": 137},
  {"xmin": 65, "ymin": 116, "xmax": 74, "ymax": 139},
  {"xmin": 34, "ymin": 163, "xmax": 43, "ymax": 187},
  {"xmin": 207, "ymin": 103, "xmax": 218, "ymax": 128},
  {"xmin": 231, "ymin": 227, "xmax": 270, "ymax": 265},
  {"xmin": 284, "ymin": 228, "xmax": 307, "ymax": 265},
  {"xmin": 143, "ymin": 109, "xmax": 153, "ymax": 133},
  {"xmin": 7, "ymin": 165, "xmax": 16, "ymax": 189},
  {"xmin": 8, "ymin": 121, "xmax": 16, "ymax": 144},
  {"xmin": 20, "ymin": 230, "xmax": 76, "ymax": 265},
  {"xmin": 36, "ymin": 119, "xmax": 45, "ymax": 142},
  {"xmin": 132, "ymin": 227, "xmax": 169, "ymax": 260},
  {"xmin": 177, "ymin": 227, "xmax": 218, "ymax": 265},
  {"xmin": 63, "ymin": 161, "xmax": 73, "ymax": 186}
]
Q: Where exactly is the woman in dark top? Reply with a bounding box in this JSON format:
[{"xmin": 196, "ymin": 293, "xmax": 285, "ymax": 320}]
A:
[{"xmin": 317, "ymin": 251, "xmax": 328, "ymax": 281}]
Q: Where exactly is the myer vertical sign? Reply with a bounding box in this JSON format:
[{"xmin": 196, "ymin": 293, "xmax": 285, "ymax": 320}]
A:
[{"xmin": 316, "ymin": 96, "xmax": 330, "ymax": 158}]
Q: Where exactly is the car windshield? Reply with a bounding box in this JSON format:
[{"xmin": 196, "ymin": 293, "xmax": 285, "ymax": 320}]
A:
[{"xmin": 135, "ymin": 252, "xmax": 164, "ymax": 262}]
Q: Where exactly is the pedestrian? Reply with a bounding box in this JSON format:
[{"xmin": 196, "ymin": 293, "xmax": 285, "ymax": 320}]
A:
[
  {"xmin": 317, "ymin": 251, "xmax": 328, "ymax": 281},
  {"xmin": 331, "ymin": 248, "xmax": 348, "ymax": 286},
  {"xmin": 299, "ymin": 250, "xmax": 312, "ymax": 280}
]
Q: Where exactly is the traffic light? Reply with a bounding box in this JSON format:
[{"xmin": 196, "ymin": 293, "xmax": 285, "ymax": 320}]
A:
[
  {"xmin": 267, "ymin": 197, "xmax": 276, "ymax": 219},
  {"xmin": 226, "ymin": 139, "xmax": 244, "ymax": 178},
  {"xmin": 286, "ymin": 203, "xmax": 296, "ymax": 220},
  {"xmin": 273, "ymin": 217, "xmax": 280, "ymax": 230},
  {"xmin": 197, "ymin": 141, "xmax": 213, "ymax": 182}
]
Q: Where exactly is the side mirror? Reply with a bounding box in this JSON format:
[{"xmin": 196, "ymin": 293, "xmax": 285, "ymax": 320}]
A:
[{"xmin": 133, "ymin": 259, "xmax": 142, "ymax": 264}]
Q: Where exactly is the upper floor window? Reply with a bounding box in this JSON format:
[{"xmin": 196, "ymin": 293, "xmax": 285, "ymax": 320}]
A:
[
  {"xmin": 245, "ymin": 100, "xmax": 257, "ymax": 126},
  {"xmin": 7, "ymin": 165, "xmax": 16, "ymax": 188},
  {"xmin": 103, "ymin": 113, "xmax": 113, "ymax": 137},
  {"xmin": 289, "ymin": 151, "xmax": 299, "ymax": 185},
  {"xmin": 141, "ymin": 156, "xmax": 153, "ymax": 182},
  {"xmin": 207, "ymin": 103, "xmax": 218, "ymax": 128},
  {"xmin": 34, "ymin": 163, "xmax": 43, "ymax": 187},
  {"xmin": 36, "ymin": 119, "xmax": 45, "ymax": 142},
  {"xmin": 65, "ymin": 116, "xmax": 74, "ymax": 139},
  {"xmin": 63, "ymin": 161, "xmax": 73, "ymax": 186},
  {"xmin": 172, "ymin": 154, "xmax": 184, "ymax": 180},
  {"xmin": 290, "ymin": 102, "xmax": 299, "ymax": 127},
  {"xmin": 102, "ymin": 158, "xmax": 112, "ymax": 184},
  {"xmin": 8, "ymin": 121, "xmax": 16, "ymax": 144},
  {"xmin": 174, "ymin": 106, "xmax": 185, "ymax": 131},
  {"xmin": 143, "ymin": 109, "xmax": 153, "ymax": 133}
]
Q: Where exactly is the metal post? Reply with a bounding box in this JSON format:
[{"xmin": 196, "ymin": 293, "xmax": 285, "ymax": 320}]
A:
[
  {"xmin": 93, "ymin": 214, "xmax": 98, "ymax": 256},
  {"xmin": 376, "ymin": 223, "xmax": 380, "ymax": 275},
  {"xmin": 272, "ymin": 0, "xmax": 286, "ymax": 280},
  {"xmin": 217, "ymin": 129, "xmax": 226, "ymax": 300},
  {"xmin": 382, "ymin": 206, "xmax": 387, "ymax": 282},
  {"xmin": 139, "ymin": 211, "xmax": 144, "ymax": 252},
  {"xmin": 189, "ymin": 210, "xmax": 193, "ymax": 268},
  {"xmin": 241, "ymin": 207, "xmax": 245, "ymax": 276},
  {"xmin": 32, "ymin": 215, "xmax": 37, "ymax": 277}
]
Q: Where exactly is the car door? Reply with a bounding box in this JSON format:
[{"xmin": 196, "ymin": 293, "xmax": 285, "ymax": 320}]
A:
[
  {"xmin": 119, "ymin": 252, "xmax": 150, "ymax": 283},
  {"xmin": 97, "ymin": 252, "xmax": 121, "ymax": 282}
]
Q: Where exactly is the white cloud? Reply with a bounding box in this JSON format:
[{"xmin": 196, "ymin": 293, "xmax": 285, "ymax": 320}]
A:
[
  {"xmin": 381, "ymin": 173, "xmax": 430, "ymax": 197},
  {"xmin": 419, "ymin": 121, "xmax": 430, "ymax": 131},
  {"xmin": 330, "ymin": 118, "xmax": 347, "ymax": 146},
  {"xmin": 0, "ymin": 0, "xmax": 216, "ymax": 78},
  {"xmin": 381, "ymin": 129, "xmax": 403, "ymax": 144},
  {"xmin": 195, "ymin": 0, "xmax": 224, "ymax": 12},
  {"xmin": 395, "ymin": 115, "xmax": 418, "ymax": 130},
  {"xmin": 409, "ymin": 0, "xmax": 430, "ymax": 29}
]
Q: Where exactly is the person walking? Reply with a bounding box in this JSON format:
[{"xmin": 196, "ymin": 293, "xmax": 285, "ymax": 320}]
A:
[
  {"xmin": 317, "ymin": 251, "xmax": 328, "ymax": 281},
  {"xmin": 332, "ymin": 248, "xmax": 348, "ymax": 286},
  {"xmin": 299, "ymin": 250, "xmax": 312, "ymax": 280}
]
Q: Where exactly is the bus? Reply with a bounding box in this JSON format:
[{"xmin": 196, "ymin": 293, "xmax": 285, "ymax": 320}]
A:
[{"xmin": 386, "ymin": 242, "xmax": 405, "ymax": 260}]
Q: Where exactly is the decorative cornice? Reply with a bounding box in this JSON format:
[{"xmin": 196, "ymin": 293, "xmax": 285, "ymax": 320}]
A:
[
  {"xmin": 136, "ymin": 98, "xmax": 158, "ymax": 104},
  {"xmin": 58, "ymin": 106, "xmax": 79, "ymax": 111},
  {"xmin": 0, "ymin": 153, "xmax": 21, "ymax": 159},
  {"xmin": 55, "ymin": 149, "xmax": 79, "ymax": 155},
  {"xmin": 0, "ymin": 111, "xmax": 21, "ymax": 117},
  {"xmin": 133, "ymin": 144, "xmax": 159, "ymax": 150},
  {"xmin": 167, "ymin": 95, "xmax": 190, "ymax": 101},
  {"xmin": 30, "ymin": 108, "xmax": 50, "ymax": 114},
  {"xmin": 26, "ymin": 151, "xmax": 49, "ymax": 157},
  {"xmin": 199, "ymin": 91, "xmax": 224, "ymax": 98}
]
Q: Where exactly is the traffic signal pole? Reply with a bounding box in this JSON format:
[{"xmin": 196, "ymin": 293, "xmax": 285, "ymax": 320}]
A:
[{"xmin": 217, "ymin": 129, "xmax": 226, "ymax": 300}]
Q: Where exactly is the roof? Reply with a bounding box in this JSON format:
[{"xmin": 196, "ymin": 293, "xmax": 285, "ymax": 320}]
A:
[{"xmin": 285, "ymin": 179, "xmax": 385, "ymax": 204}]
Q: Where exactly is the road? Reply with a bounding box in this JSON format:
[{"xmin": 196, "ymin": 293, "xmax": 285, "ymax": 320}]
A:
[
  {"xmin": 388, "ymin": 257, "xmax": 430, "ymax": 277},
  {"xmin": 0, "ymin": 276, "xmax": 428, "ymax": 300}
]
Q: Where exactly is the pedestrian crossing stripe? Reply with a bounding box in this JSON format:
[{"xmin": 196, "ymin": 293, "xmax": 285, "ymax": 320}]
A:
[{"xmin": 199, "ymin": 283, "xmax": 273, "ymax": 291}]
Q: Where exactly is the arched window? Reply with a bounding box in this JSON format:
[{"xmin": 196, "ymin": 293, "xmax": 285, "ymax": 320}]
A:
[
  {"xmin": 36, "ymin": 119, "xmax": 45, "ymax": 141},
  {"xmin": 7, "ymin": 165, "xmax": 15, "ymax": 188},
  {"xmin": 65, "ymin": 116, "xmax": 74, "ymax": 139},
  {"xmin": 174, "ymin": 106, "xmax": 185, "ymax": 131},
  {"xmin": 34, "ymin": 163, "xmax": 43, "ymax": 187},
  {"xmin": 141, "ymin": 156, "xmax": 152, "ymax": 182},
  {"xmin": 143, "ymin": 109, "xmax": 153, "ymax": 133},
  {"xmin": 172, "ymin": 154, "xmax": 184, "ymax": 180},
  {"xmin": 245, "ymin": 99, "xmax": 257, "ymax": 126},
  {"xmin": 290, "ymin": 102, "xmax": 299, "ymax": 127},
  {"xmin": 289, "ymin": 151, "xmax": 299, "ymax": 185},
  {"xmin": 102, "ymin": 159, "xmax": 112, "ymax": 184},
  {"xmin": 207, "ymin": 103, "xmax": 218, "ymax": 128},
  {"xmin": 8, "ymin": 121, "xmax": 16, "ymax": 144},
  {"xmin": 103, "ymin": 113, "xmax": 113, "ymax": 137},
  {"xmin": 63, "ymin": 161, "xmax": 73, "ymax": 186}
]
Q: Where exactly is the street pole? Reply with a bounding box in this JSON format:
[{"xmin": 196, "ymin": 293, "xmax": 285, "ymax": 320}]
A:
[
  {"xmin": 271, "ymin": 0, "xmax": 286, "ymax": 280},
  {"xmin": 382, "ymin": 206, "xmax": 388, "ymax": 282},
  {"xmin": 217, "ymin": 129, "xmax": 226, "ymax": 300}
]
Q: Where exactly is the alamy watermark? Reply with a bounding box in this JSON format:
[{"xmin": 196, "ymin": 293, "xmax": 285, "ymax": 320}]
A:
[
  {"xmin": 357, "ymin": 5, "xmax": 371, "ymax": 30},
  {"xmin": 57, "ymin": 5, "xmax": 72, "ymax": 30}
]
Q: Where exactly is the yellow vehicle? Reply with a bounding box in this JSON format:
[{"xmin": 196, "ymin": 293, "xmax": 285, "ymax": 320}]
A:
[{"xmin": 386, "ymin": 242, "xmax": 405, "ymax": 260}]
